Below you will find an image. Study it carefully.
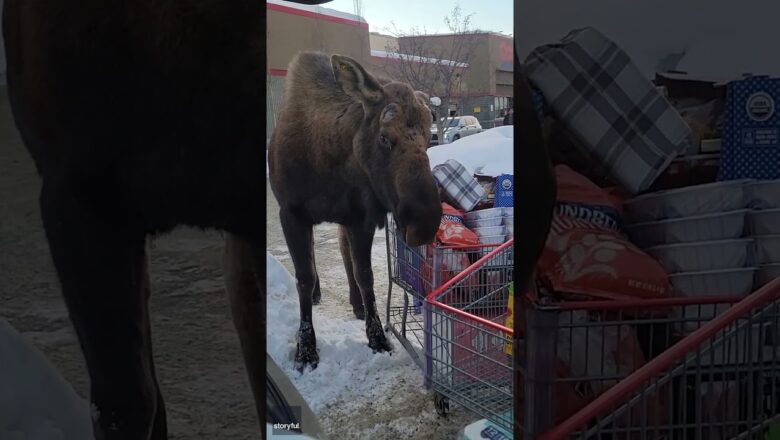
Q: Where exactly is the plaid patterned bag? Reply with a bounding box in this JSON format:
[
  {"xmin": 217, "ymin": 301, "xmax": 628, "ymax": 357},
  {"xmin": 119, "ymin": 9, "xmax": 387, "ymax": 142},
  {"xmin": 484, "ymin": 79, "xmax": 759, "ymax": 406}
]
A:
[
  {"xmin": 525, "ymin": 27, "xmax": 692, "ymax": 194},
  {"xmin": 432, "ymin": 159, "xmax": 485, "ymax": 212}
]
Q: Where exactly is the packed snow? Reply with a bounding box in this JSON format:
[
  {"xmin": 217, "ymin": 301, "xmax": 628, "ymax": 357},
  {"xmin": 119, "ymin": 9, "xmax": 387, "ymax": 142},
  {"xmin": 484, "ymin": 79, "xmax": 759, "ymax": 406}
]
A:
[
  {"xmin": 427, "ymin": 126, "xmax": 514, "ymax": 177},
  {"xmin": 266, "ymin": 251, "xmax": 423, "ymax": 414}
]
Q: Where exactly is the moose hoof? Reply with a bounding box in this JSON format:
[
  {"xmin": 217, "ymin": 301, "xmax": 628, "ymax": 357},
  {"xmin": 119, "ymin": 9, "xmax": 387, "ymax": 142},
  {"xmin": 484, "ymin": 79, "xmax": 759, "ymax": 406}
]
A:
[
  {"xmin": 295, "ymin": 326, "xmax": 319, "ymax": 372},
  {"xmin": 352, "ymin": 306, "xmax": 365, "ymax": 321},
  {"xmin": 367, "ymin": 322, "xmax": 393, "ymax": 353}
]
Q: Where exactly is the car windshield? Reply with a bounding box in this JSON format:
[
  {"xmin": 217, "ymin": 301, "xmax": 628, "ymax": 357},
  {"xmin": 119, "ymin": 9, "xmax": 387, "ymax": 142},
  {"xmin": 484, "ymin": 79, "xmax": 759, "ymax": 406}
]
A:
[{"xmin": 448, "ymin": 118, "xmax": 461, "ymax": 127}]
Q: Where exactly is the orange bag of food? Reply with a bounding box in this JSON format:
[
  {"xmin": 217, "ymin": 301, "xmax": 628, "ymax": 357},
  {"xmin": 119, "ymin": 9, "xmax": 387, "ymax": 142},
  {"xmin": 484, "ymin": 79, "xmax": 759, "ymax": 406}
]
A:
[
  {"xmin": 422, "ymin": 203, "xmax": 480, "ymax": 303},
  {"xmin": 539, "ymin": 166, "xmax": 672, "ymax": 301},
  {"xmin": 539, "ymin": 214, "xmax": 672, "ymax": 301},
  {"xmin": 555, "ymin": 164, "xmax": 623, "ymax": 231},
  {"xmin": 436, "ymin": 203, "xmax": 479, "ymax": 246}
]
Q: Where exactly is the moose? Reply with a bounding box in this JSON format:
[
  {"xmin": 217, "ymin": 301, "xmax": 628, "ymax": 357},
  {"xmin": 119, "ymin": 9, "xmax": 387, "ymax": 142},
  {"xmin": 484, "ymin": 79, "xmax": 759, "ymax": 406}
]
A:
[
  {"xmin": 3, "ymin": 0, "xmax": 273, "ymax": 438},
  {"xmin": 268, "ymin": 51, "xmax": 442, "ymax": 371},
  {"xmin": 3, "ymin": 0, "xmax": 556, "ymax": 438}
]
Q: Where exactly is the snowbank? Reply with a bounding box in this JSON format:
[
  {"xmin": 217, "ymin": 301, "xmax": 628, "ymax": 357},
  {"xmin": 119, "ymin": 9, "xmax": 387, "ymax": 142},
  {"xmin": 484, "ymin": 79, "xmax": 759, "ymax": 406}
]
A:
[
  {"xmin": 426, "ymin": 126, "xmax": 514, "ymax": 177},
  {"xmin": 266, "ymin": 252, "xmax": 419, "ymax": 413}
]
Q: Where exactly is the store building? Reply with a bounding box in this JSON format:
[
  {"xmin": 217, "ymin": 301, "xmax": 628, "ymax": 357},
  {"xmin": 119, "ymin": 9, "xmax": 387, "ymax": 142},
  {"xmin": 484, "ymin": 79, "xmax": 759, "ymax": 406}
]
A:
[
  {"xmin": 266, "ymin": 0, "xmax": 370, "ymax": 135},
  {"xmin": 396, "ymin": 32, "xmax": 514, "ymax": 128},
  {"xmin": 266, "ymin": 1, "xmax": 512, "ymax": 137}
]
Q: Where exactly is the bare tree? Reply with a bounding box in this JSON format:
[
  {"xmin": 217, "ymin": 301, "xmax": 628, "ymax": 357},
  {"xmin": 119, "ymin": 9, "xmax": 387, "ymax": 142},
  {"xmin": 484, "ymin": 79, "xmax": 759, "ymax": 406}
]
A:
[{"xmin": 380, "ymin": 5, "xmax": 479, "ymax": 144}]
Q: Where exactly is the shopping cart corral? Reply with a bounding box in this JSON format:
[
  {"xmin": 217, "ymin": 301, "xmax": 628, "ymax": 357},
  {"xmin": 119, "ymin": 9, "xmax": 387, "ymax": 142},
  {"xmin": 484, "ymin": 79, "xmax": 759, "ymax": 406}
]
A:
[{"xmin": 386, "ymin": 213, "xmax": 780, "ymax": 438}]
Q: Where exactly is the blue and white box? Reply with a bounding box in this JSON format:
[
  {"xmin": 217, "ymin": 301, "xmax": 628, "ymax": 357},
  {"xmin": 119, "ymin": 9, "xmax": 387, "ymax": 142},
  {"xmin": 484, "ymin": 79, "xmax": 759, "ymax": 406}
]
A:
[
  {"xmin": 494, "ymin": 174, "xmax": 514, "ymax": 208},
  {"xmin": 719, "ymin": 75, "xmax": 780, "ymax": 181}
]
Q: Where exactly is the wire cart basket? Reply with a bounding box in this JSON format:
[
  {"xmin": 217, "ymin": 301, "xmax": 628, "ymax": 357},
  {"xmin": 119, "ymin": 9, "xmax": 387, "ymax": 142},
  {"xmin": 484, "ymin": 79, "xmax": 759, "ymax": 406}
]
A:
[
  {"xmin": 426, "ymin": 240, "xmax": 515, "ymax": 432},
  {"xmin": 384, "ymin": 214, "xmax": 507, "ymax": 370},
  {"xmin": 384, "ymin": 214, "xmax": 514, "ymax": 423},
  {"xmin": 385, "ymin": 214, "xmax": 780, "ymax": 438},
  {"xmin": 529, "ymin": 279, "xmax": 780, "ymax": 440}
]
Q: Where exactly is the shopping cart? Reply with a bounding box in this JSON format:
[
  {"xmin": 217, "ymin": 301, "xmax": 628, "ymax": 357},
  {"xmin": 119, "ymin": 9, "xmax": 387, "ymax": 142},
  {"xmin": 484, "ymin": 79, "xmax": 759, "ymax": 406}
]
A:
[
  {"xmin": 425, "ymin": 242, "xmax": 780, "ymax": 438},
  {"xmin": 529, "ymin": 279, "xmax": 780, "ymax": 440},
  {"xmin": 384, "ymin": 215, "xmax": 508, "ymax": 377},
  {"xmin": 425, "ymin": 240, "xmax": 515, "ymax": 432}
]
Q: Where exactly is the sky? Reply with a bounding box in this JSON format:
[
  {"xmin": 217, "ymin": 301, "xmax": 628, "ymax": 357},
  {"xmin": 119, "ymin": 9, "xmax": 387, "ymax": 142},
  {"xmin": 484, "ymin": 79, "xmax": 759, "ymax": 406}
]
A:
[{"xmin": 322, "ymin": 0, "xmax": 512, "ymax": 36}]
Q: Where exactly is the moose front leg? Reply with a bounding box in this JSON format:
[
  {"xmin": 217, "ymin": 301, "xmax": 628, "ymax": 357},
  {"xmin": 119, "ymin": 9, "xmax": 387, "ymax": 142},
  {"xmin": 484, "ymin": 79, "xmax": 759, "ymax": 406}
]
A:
[
  {"xmin": 346, "ymin": 225, "xmax": 392, "ymax": 353},
  {"xmin": 279, "ymin": 208, "xmax": 320, "ymax": 371}
]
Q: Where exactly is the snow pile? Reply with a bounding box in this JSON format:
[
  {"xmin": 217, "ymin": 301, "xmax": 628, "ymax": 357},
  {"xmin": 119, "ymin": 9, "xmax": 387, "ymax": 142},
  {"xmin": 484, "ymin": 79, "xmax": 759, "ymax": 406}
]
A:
[
  {"xmin": 266, "ymin": 252, "xmax": 421, "ymax": 413},
  {"xmin": 427, "ymin": 126, "xmax": 513, "ymax": 177},
  {"xmin": 0, "ymin": 319, "xmax": 93, "ymax": 440}
]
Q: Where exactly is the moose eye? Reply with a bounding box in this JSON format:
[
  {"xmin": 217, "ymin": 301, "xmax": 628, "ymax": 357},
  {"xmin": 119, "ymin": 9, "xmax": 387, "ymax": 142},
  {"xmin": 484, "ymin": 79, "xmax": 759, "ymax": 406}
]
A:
[{"xmin": 379, "ymin": 134, "xmax": 391, "ymax": 149}]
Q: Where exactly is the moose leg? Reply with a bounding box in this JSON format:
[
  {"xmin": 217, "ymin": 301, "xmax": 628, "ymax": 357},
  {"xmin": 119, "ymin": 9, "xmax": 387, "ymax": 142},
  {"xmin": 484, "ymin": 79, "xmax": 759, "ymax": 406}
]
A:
[
  {"xmin": 279, "ymin": 208, "xmax": 319, "ymax": 371},
  {"xmin": 338, "ymin": 226, "xmax": 365, "ymax": 320},
  {"xmin": 346, "ymin": 225, "xmax": 392, "ymax": 353},
  {"xmin": 311, "ymin": 235, "xmax": 322, "ymax": 305},
  {"xmin": 141, "ymin": 245, "xmax": 168, "ymax": 439},
  {"xmin": 40, "ymin": 181, "xmax": 157, "ymax": 440},
  {"xmin": 223, "ymin": 232, "xmax": 266, "ymax": 425}
]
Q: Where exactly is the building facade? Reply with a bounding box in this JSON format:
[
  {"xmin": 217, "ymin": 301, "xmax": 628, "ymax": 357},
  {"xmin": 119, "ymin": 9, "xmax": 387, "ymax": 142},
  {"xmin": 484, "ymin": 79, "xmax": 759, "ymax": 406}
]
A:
[
  {"xmin": 266, "ymin": 0, "xmax": 370, "ymax": 136},
  {"xmin": 266, "ymin": 1, "xmax": 514, "ymax": 137},
  {"xmin": 397, "ymin": 32, "xmax": 514, "ymax": 128}
]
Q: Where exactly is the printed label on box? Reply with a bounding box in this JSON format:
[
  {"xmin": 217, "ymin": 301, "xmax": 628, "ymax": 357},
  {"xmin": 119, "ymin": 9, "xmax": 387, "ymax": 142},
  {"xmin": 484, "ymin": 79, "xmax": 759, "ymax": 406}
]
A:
[{"xmin": 741, "ymin": 127, "xmax": 780, "ymax": 147}]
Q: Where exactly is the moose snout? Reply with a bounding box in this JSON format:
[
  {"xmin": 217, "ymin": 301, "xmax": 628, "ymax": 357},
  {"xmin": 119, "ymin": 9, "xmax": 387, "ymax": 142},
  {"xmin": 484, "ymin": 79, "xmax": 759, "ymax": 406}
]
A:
[{"xmin": 396, "ymin": 201, "xmax": 441, "ymax": 247}]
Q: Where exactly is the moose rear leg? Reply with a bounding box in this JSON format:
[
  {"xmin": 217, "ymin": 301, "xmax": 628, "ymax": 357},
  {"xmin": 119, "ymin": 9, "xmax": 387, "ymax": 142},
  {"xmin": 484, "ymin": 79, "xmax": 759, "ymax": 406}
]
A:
[
  {"xmin": 279, "ymin": 208, "xmax": 319, "ymax": 371},
  {"xmin": 40, "ymin": 181, "xmax": 160, "ymax": 440},
  {"xmin": 311, "ymin": 236, "xmax": 322, "ymax": 305},
  {"xmin": 339, "ymin": 226, "xmax": 365, "ymax": 320},
  {"xmin": 346, "ymin": 225, "xmax": 392, "ymax": 353},
  {"xmin": 223, "ymin": 232, "xmax": 267, "ymax": 425}
]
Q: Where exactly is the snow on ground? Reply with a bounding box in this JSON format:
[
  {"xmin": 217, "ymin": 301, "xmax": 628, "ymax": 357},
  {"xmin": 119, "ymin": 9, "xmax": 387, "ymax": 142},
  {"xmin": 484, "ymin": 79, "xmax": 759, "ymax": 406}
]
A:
[
  {"xmin": 427, "ymin": 126, "xmax": 514, "ymax": 177},
  {"xmin": 266, "ymin": 250, "xmax": 421, "ymax": 413},
  {"xmin": 264, "ymin": 217, "xmax": 476, "ymax": 439}
]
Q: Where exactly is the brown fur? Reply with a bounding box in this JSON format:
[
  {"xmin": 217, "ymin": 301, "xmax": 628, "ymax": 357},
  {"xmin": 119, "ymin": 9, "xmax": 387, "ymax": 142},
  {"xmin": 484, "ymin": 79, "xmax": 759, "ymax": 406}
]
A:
[
  {"xmin": 3, "ymin": 1, "xmax": 270, "ymax": 438},
  {"xmin": 512, "ymin": 68, "xmax": 557, "ymax": 437},
  {"xmin": 268, "ymin": 51, "xmax": 442, "ymax": 369}
]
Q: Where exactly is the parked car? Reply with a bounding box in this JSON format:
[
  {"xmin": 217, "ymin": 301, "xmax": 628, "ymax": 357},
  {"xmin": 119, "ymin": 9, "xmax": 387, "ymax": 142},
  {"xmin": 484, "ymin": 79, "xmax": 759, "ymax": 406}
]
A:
[{"xmin": 430, "ymin": 116, "xmax": 483, "ymax": 145}]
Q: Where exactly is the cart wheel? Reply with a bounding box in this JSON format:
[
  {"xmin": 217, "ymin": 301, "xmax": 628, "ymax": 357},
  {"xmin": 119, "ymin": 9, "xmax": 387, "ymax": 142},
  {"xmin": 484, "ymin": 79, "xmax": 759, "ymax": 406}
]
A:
[{"xmin": 434, "ymin": 392, "xmax": 449, "ymax": 417}]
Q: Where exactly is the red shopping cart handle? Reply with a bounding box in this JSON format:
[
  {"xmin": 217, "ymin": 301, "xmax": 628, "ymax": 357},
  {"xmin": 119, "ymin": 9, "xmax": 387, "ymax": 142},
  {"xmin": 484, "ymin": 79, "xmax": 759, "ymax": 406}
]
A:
[
  {"xmin": 538, "ymin": 277, "xmax": 780, "ymax": 440},
  {"xmin": 425, "ymin": 239, "xmax": 514, "ymax": 335}
]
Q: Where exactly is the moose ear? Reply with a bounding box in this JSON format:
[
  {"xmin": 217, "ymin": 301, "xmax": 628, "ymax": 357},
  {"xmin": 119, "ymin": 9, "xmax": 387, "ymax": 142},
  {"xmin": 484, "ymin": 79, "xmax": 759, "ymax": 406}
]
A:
[
  {"xmin": 331, "ymin": 54, "xmax": 383, "ymax": 105},
  {"xmin": 413, "ymin": 91, "xmax": 430, "ymax": 107}
]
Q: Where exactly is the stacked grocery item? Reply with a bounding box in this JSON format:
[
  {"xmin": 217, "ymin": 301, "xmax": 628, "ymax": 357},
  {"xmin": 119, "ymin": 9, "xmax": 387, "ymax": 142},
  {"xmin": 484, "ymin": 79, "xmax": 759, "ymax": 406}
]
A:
[
  {"xmin": 464, "ymin": 207, "xmax": 513, "ymax": 245},
  {"xmin": 400, "ymin": 159, "xmax": 514, "ymax": 313},
  {"xmin": 748, "ymin": 179, "xmax": 780, "ymax": 287},
  {"xmin": 431, "ymin": 159, "xmax": 514, "ymax": 248},
  {"xmin": 624, "ymin": 180, "xmax": 756, "ymax": 298}
]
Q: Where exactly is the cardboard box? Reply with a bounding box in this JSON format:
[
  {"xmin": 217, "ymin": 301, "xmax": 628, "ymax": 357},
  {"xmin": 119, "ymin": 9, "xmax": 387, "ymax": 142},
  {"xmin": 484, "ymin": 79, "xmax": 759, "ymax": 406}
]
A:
[
  {"xmin": 494, "ymin": 174, "xmax": 514, "ymax": 208},
  {"xmin": 719, "ymin": 75, "xmax": 780, "ymax": 180}
]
